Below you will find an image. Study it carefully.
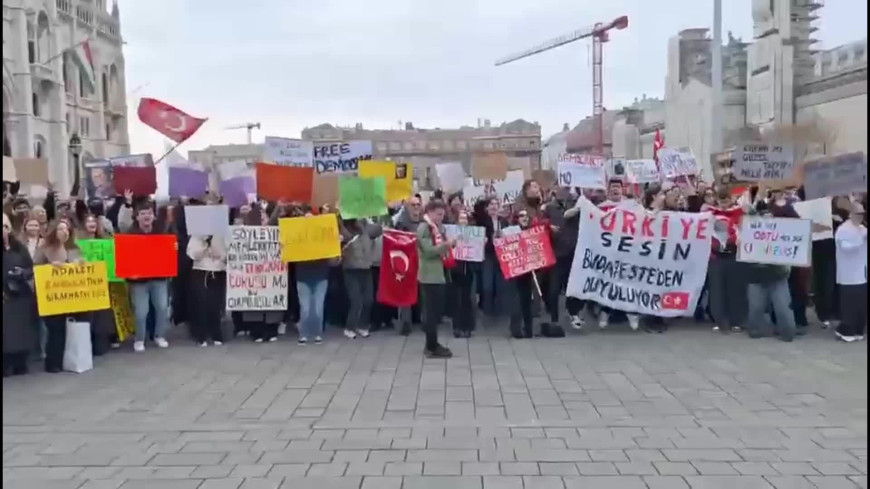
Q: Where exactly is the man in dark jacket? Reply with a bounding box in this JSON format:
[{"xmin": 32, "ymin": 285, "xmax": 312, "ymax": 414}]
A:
[{"xmin": 543, "ymin": 187, "xmax": 584, "ymax": 329}]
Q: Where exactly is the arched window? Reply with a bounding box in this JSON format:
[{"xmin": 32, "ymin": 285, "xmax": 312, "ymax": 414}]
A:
[
  {"xmin": 105, "ymin": 123, "xmax": 111, "ymax": 141},
  {"xmin": 62, "ymin": 54, "xmax": 71, "ymax": 93},
  {"xmin": 36, "ymin": 12, "xmax": 50, "ymax": 64},
  {"xmin": 102, "ymin": 72, "xmax": 109, "ymax": 103},
  {"xmin": 26, "ymin": 22, "xmax": 35, "ymax": 64},
  {"xmin": 32, "ymin": 92, "xmax": 39, "ymax": 116},
  {"xmin": 34, "ymin": 138, "xmax": 44, "ymax": 159}
]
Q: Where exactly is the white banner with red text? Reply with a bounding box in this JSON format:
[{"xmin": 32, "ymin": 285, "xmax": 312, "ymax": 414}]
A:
[{"xmin": 566, "ymin": 197, "xmax": 713, "ymax": 317}]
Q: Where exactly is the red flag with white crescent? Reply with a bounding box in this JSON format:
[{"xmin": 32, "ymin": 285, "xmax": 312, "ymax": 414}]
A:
[
  {"xmin": 137, "ymin": 98, "xmax": 207, "ymax": 143},
  {"xmin": 377, "ymin": 229, "xmax": 419, "ymax": 307}
]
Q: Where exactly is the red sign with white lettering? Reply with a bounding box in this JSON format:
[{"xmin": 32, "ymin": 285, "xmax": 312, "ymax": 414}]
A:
[{"xmin": 493, "ymin": 225, "xmax": 556, "ymax": 280}]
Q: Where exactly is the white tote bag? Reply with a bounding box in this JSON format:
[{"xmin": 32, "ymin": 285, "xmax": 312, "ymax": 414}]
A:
[{"xmin": 62, "ymin": 318, "xmax": 93, "ymax": 373}]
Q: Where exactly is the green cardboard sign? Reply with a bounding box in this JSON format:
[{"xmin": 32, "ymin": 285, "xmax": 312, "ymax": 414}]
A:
[
  {"xmin": 77, "ymin": 239, "xmax": 123, "ymax": 282},
  {"xmin": 339, "ymin": 176, "xmax": 387, "ymax": 219}
]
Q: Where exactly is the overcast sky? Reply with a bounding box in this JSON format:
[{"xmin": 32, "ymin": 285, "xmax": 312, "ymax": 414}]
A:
[{"xmin": 120, "ymin": 0, "xmax": 867, "ymax": 159}]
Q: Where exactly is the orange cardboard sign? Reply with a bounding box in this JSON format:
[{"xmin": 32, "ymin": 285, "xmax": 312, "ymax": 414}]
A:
[{"xmin": 255, "ymin": 162, "xmax": 314, "ymax": 203}]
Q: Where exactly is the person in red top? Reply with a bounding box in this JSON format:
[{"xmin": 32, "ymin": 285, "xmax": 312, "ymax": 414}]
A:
[{"xmin": 707, "ymin": 188, "xmax": 747, "ymax": 333}]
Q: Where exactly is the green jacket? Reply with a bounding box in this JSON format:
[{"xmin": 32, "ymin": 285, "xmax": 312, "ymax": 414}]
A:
[{"xmin": 416, "ymin": 221, "xmax": 451, "ymax": 284}]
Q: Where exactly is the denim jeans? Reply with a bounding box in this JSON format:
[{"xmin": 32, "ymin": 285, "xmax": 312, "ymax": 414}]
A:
[
  {"xmin": 343, "ymin": 269, "xmax": 373, "ymax": 331},
  {"xmin": 480, "ymin": 254, "xmax": 506, "ymax": 317},
  {"xmin": 130, "ymin": 280, "xmax": 170, "ymax": 343},
  {"xmin": 298, "ymin": 279, "xmax": 328, "ymax": 339},
  {"xmin": 746, "ymin": 279, "xmax": 795, "ymax": 341}
]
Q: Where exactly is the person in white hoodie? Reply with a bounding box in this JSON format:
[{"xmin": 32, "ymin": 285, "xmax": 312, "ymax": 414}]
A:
[
  {"xmin": 186, "ymin": 209, "xmax": 228, "ymax": 347},
  {"xmin": 834, "ymin": 202, "xmax": 867, "ymax": 342}
]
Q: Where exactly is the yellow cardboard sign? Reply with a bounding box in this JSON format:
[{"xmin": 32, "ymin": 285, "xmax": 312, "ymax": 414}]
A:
[
  {"xmin": 279, "ymin": 214, "xmax": 341, "ymax": 262},
  {"xmin": 109, "ymin": 282, "xmax": 135, "ymax": 342},
  {"xmin": 359, "ymin": 161, "xmax": 413, "ymax": 204},
  {"xmin": 34, "ymin": 262, "xmax": 111, "ymax": 316}
]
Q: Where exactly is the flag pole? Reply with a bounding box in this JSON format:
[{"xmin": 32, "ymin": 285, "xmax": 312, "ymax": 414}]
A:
[
  {"xmin": 153, "ymin": 141, "xmax": 183, "ymax": 166},
  {"xmin": 41, "ymin": 35, "xmax": 95, "ymax": 66}
]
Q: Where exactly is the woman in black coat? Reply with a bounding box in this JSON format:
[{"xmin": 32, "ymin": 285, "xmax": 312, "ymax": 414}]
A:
[{"xmin": 3, "ymin": 213, "xmax": 38, "ymax": 376}]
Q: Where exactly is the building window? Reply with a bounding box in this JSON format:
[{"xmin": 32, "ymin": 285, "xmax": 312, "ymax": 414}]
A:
[
  {"xmin": 27, "ymin": 23, "xmax": 36, "ymax": 63},
  {"xmin": 79, "ymin": 71, "xmax": 88, "ymax": 97},
  {"xmin": 428, "ymin": 142, "xmax": 440, "ymax": 151},
  {"xmin": 376, "ymin": 142, "xmax": 387, "ymax": 152},
  {"xmin": 442, "ymin": 140, "xmax": 453, "ymax": 151},
  {"xmin": 102, "ymin": 72, "xmax": 109, "ymax": 103},
  {"xmin": 403, "ymin": 142, "xmax": 413, "ymax": 151},
  {"xmin": 105, "ymin": 123, "xmax": 111, "ymax": 141},
  {"xmin": 63, "ymin": 55, "xmax": 71, "ymax": 93},
  {"xmin": 34, "ymin": 139, "xmax": 43, "ymax": 159},
  {"xmin": 32, "ymin": 92, "xmax": 40, "ymax": 116},
  {"xmin": 456, "ymin": 141, "xmax": 467, "ymax": 150},
  {"xmin": 415, "ymin": 140, "xmax": 426, "ymax": 150},
  {"xmin": 66, "ymin": 113, "xmax": 70, "ymax": 127},
  {"xmin": 389, "ymin": 142, "xmax": 400, "ymax": 151},
  {"xmin": 80, "ymin": 116, "xmax": 90, "ymax": 137}
]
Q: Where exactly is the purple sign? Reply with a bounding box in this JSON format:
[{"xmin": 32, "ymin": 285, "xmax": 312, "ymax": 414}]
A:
[
  {"xmin": 168, "ymin": 167, "xmax": 208, "ymax": 198},
  {"xmin": 219, "ymin": 176, "xmax": 255, "ymax": 208}
]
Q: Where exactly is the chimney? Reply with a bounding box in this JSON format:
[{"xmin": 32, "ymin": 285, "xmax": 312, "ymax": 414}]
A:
[
  {"xmin": 405, "ymin": 122, "xmax": 414, "ymax": 130},
  {"xmin": 562, "ymin": 123, "xmax": 570, "ymax": 132}
]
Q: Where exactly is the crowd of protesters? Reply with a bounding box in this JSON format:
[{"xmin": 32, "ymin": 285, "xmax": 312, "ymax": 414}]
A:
[{"xmin": 2, "ymin": 175, "xmax": 867, "ymax": 376}]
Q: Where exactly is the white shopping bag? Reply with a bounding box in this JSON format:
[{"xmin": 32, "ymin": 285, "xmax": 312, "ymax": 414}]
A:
[{"xmin": 62, "ymin": 318, "xmax": 93, "ymax": 373}]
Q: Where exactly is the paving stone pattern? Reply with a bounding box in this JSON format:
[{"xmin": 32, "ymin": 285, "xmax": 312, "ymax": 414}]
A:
[{"xmin": 3, "ymin": 322, "xmax": 867, "ymax": 488}]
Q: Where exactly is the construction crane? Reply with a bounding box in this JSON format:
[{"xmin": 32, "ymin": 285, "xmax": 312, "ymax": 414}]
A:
[
  {"xmin": 495, "ymin": 15, "xmax": 628, "ymax": 155},
  {"xmin": 225, "ymin": 122, "xmax": 261, "ymax": 144}
]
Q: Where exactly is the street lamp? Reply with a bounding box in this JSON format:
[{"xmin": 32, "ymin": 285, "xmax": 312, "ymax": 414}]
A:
[{"xmin": 69, "ymin": 133, "xmax": 82, "ymax": 195}]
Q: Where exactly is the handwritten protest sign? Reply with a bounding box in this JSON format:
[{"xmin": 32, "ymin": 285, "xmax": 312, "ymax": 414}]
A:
[
  {"xmin": 114, "ymin": 234, "xmax": 178, "ymax": 279},
  {"xmin": 472, "ymin": 152, "xmax": 509, "ymax": 180},
  {"xmin": 109, "ymin": 282, "xmax": 135, "ymax": 342},
  {"xmin": 463, "ymin": 170, "xmax": 525, "ymax": 206},
  {"xmin": 339, "ymin": 176, "xmax": 387, "ymax": 219},
  {"xmin": 794, "ymin": 197, "xmax": 834, "ymax": 241},
  {"xmin": 802, "ymin": 152, "xmax": 868, "ymax": 200},
  {"xmin": 624, "ymin": 159, "xmax": 661, "ymax": 184},
  {"xmin": 263, "ymin": 136, "xmax": 313, "ymax": 167},
  {"xmin": 226, "ymin": 226, "xmax": 288, "ymax": 311},
  {"xmin": 731, "ymin": 142, "xmax": 795, "ymax": 181},
  {"xmin": 567, "ymin": 197, "xmax": 712, "ymax": 317},
  {"xmin": 77, "ymin": 239, "xmax": 122, "ymax": 282},
  {"xmin": 737, "ymin": 216, "xmax": 812, "ymax": 267},
  {"xmin": 444, "ymin": 225, "xmax": 486, "ymax": 262},
  {"xmin": 658, "ymin": 147, "xmax": 699, "ymax": 179},
  {"xmin": 34, "ymin": 262, "xmax": 111, "ymax": 316},
  {"xmin": 313, "ymin": 140, "xmax": 372, "ymax": 175},
  {"xmin": 436, "ymin": 162, "xmax": 466, "ymax": 194},
  {"xmin": 493, "ymin": 225, "xmax": 556, "ymax": 279},
  {"xmin": 557, "ymin": 154, "xmax": 606, "ymax": 189},
  {"xmin": 359, "ymin": 161, "xmax": 413, "ymax": 203},
  {"xmin": 184, "ymin": 204, "xmax": 230, "ymax": 237},
  {"xmin": 255, "ymin": 162, "xmax": 314, "ymax": 203},
  {"xmin": 279, "ymin": 215, "xmax": 341, "ymax": 262}
]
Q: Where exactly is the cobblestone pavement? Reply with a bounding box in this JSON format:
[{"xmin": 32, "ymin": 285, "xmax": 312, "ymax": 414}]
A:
[{"xmin": 3, "ymin": 321, "xmax": 867, "ymax": 489}]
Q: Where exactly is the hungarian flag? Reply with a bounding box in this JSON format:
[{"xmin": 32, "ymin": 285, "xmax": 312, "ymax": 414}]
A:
[
  {"xmin": 137, "ymin": 98, "xmax": 207, "ymax": 143},
  {"xmin": 70, "ymin": 39, "xmax": 95, "ymax": 93},
  {"xmin": 377, "ymin": 229, "xmax": 419, "ymax": 307}
]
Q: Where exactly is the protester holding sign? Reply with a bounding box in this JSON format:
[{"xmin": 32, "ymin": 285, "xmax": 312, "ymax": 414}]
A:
[
  {"xmin": 3, "ymin": 213, "xmax": 38, "ymax": 376},
  {"xmin": 32, "ymin": 219, "xmax": 86, "ymax": 373},
  {"xmin": 74, "ymin": 217, "xmax": 117, "ymax": 355},
  {"xmin": 473, "ymin": 196, "xmax": 509, "ymax": 318},
  {"xmin": 448, "ymin": 210, "xmax": 477, "ymax": 338},
  {"xmin": 707, "ymin": 189, "xmax": 748, "ymax": 333},
  {"xmin": 339, "ymin": 218, "xmax": 383, "ymax": 339},
  {"xmin": 186, "ymin": 207, "xmax": 228, "ymax": 347},
  {"xmin": 296, "ymin": 210, "xmax": 339, "ymax": 346}
]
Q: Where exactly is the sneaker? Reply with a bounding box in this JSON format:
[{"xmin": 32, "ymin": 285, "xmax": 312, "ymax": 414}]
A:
[
  {"xmin": 277, "ymin": 323, "xmax": 287, "ymax": 335},
  {"xmin": 598, "ymin": 312, "xmax": 609, "ymax": 329},
  {"xmin": 627, "ymin": 314, "xmax": 640, "ymax": 331},
  {"xmin": 154, "ymin": 337, "xmax": 169, "ymax": 348},
  {"xmin": 835, "ymin": 331, "xmax": 856, "ymax": 342},
  {"xmin": 357, "ymin": 329, "xmax": 370, "ymax": 338},
  {"xmin": 570, "ymin": 315, "xmax": 585, "ymax": 330},
  {"xmin": 268, "ymin": 336, "xmax": 278, "ymax": 343},
  {"xmin": 821, "ymin": 320, "xmax": 831, "ymax": 329},
  {"xmin": 110, "ymin": 342, "xmax": 120, "ymax": 349},
  {"xmin": 344, "ymin": 329, "xmax": 358, "ymax": 339},
  {"xmin": 133, "ymin": 341, "xmax": 145, "ymax": 353},
  {"xmin": 712, "ymin": 325, "xmax": 721, "ymax": 332},
  {"xmin": 254, "ymin": 338, "xmax": 264, "ymax": 343},
  {"xmin": 213, "ymin": 341, "xmax": 223, "ymax": 346},
  {"xmin": 199, "ymin": 342, "xmax": 208, "ymax": 347},
  {"xmin": 425, "ymin": 345, "xmax": 453, "ymax": 359},
  {"xmin": 298, "ymin": 338, "xmax": 307, "ymax": 346},
  {"xmin": 314, "ymin": 336, "xmax": 323, "ymax": 344}
]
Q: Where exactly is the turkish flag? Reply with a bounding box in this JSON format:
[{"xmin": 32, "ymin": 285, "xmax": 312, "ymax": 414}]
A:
[
  {"xmin": 137, "ymin": 98, "xmax": 207, "ymax": 143},
  {"xmin": 661, "ymin": 291, "xmax": 690, "ymax": 311},
  {"xmin": 377, "ymin": 229, "xmax": 419, "ymax": 307}
]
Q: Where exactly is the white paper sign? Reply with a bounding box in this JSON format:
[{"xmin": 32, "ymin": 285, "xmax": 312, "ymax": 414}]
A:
[
  {"xmin": 225, "ymin": 226, "xmax": 289, "ymax": 311},
  {"xmin": 557, "ymin": 161, "xmax": 606, "ymax": 189},
  {"xmin": 3, "ymin": 156, "xmax": 17, "ymax": 182},
  {"xmin": 732, "ymin": 142, "xmax": 795, "ymax": 181},
  {"xmin": 624, "ymin": 159, "xmax": 661, "ymax": 184},
  {"xmin": 218, "ymin": 160, "xmax": 251, "ymax": 181},
  {"xmin": 567, "ymin": 197, "xmax": 713, "ymax": 317},
  {"xmin": 312, "ymin": 140, "xmax": 372, "ymax": 175},
  {"xmin": 658, "ymin": 147, "xmax": 698, "ymax": 179},
  {"xmin": 436, "ymin": 162, "xmax": 466, "ymax": 193},
  {"xmin": 737, "ymin": 216, "xmax": 812, "ymax": 267},
  {"xmin": 794, "ymin": 198, "xmax": 834, "ymax": 241},
  {"xmin": 502, "ymin": 225, "xmax": 521, "ymax": 236},
  {"xmin": 184, "ymin": 205, "xmax": 230, "ymax": 237},
  {"xmin": 444, "ymin": 225, "xmax": 485, "ymax": 262},
  {"xmin": 263, "ymin": 136, "xmax": 314, "ymax": 167}
]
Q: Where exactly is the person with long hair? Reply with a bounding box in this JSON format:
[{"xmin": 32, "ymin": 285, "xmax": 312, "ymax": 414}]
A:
[
  {"xmin": 186, "ymin": 202, "xmax": 228, "ymax": 347},
  {"xmin": 19, "ymin": 212, "xmax": 44, "ymax": 259},
  {"xmin": 3, "ymin": 213, "xmax": 38, "ymax": 376},
  {"xmin": 238, "ymin": 206, "xmax": 283, "ymax": 342},
  {"xmin": 339, "ymin": 217, "xmax": 382, "ymax": 339},
  {"xmin": 296, "ymin": 207, "xmax": 338, "ymax": 345},
  {"xmin": 450, "ymin": 208, "xmax": 476, "ymax": 338},
  {"xmin": 33, "ymin": 218, "xmax": 84, "ymax": 372},
  {"xmin": 508, "ymin": 209, "xmax": 537, "ymax": 339},
  {"xmin": 74, "ymin": 213, "xmax": 116, "ymax": 355},
  {"xmin": 476, "ymin": 196, "xmax": 509, "ymax": 319}
]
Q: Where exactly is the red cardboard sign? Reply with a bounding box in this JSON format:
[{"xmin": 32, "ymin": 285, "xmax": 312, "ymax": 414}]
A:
[
  {"xmin": 114, "ymin": 234, "xmax": 178, "ymax": 279},
  {"xmin": 493, "ymin": 225, "xmax": 556, "ymax": 279},
  {"xmin": 256, "ymin": 162, "xmax": 314, "ymax": 203},
  {"xmin": 113, "ymin": 166, "xmax": 157, "ymax": 196}
]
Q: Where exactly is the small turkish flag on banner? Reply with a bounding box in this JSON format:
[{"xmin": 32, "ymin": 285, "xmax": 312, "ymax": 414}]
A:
[
  {"xmin": 661, "ymin": 291, "xmax": 690, "ymax": 311},
  {"xmin": 377, "ymin": 229, "xmax": 419, "ymax": 307},
  {"xmin": 137, "ymin": 98, "xmax": 207, "ymax": 143}
]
